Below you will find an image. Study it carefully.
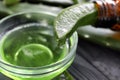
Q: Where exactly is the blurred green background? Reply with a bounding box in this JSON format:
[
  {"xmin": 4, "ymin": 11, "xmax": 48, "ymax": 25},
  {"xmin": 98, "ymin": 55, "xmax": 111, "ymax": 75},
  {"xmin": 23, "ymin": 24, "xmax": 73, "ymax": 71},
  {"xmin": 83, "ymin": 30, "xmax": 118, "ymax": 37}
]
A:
[{"xmin": 0, "ymin": 0, "xmax": 88, "ymax": 19}]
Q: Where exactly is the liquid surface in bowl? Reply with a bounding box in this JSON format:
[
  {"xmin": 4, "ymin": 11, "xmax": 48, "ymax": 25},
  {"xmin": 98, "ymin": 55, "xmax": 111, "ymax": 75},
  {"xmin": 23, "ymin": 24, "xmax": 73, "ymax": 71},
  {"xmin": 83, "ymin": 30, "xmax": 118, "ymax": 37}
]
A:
[{"xmin": 0, "ymin": 23, "xmax": 69, "ymax": 67}]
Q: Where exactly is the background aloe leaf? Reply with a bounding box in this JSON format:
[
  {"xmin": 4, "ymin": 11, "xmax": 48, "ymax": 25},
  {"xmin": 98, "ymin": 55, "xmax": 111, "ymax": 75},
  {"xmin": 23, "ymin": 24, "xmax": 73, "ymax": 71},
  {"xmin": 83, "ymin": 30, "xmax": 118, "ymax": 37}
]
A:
[
  {"xmin": 77, "ymin": 25, "xmax": 120, "ymax": 50},
  {"xmin": 0, "ymin": 2, "xmax": 13, "ymax": 18},
  {"xmin": 3, "ymin": 0, "xmax": 20, "ymax": 6},
  {"xmin": 53, "ymin": 71, "xmax": 74, "ymax": 80},
  {"xmin": 8, "ymin": 3, "xmax": 62, "ymax": 14},
  {"xmin": 0, "ymin": 1, "xmax": 62, "ymax": 19},
  {"xmin": 27, "ymin": 0, "xmax": 73, "ymax": 6},
  {"xmin": 72, "ymin": 0, "xmax": 87, "ymax": 4}
]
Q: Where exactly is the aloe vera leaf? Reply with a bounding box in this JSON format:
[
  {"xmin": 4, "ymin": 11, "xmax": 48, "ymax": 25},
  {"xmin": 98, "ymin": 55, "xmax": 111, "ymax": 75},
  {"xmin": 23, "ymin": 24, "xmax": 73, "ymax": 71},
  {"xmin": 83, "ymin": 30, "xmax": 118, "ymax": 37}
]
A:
[
  {"xmin": 0, "ymin": 2, "xmax": 13, "ymax": 18},
  {"xmin": 40, "ymin": 0, "xmax": 73, "ymax": 4},
  {"xmin": 0, "ymin": 2, "xmax": 13, "ymax": 14},
  {"xmin": 3, "ymin": 0, "xmax": 20, "ymax": 6},
  {"xmin": 53, "ymin": 71, "xmax": 74, "ymax": 80},
  {"xmin": 8, "ymin": 3, "xmax": 62, "ymax": 14},
  {"xmin": 64, "ymin": 71, "xmax": 74, "ymax": 80},
  {"xmin": 77, "ymin": 25, "xmax": 120, "ymax": 50},
  {"xmin": 72, "ymin": 0, "xmax": 87, "ymax": 4},
  {"xmin": 55, "ymin": 3, "xmax": 97, "ymax": 40},
  {"xmin": 34, "ymin": 0, "xmax": 73, "ymax": 8},
  {"xmin": 0, "ymin": 2, "xmax": 62, "ymax": 19}
]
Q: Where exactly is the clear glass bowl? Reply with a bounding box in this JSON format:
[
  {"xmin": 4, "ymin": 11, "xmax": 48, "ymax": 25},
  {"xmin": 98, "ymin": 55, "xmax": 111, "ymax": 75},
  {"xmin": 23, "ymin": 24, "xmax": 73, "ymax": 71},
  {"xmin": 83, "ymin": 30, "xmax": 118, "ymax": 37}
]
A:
[{"xmin": 0, "ymin": 11, "xmax": 78, "ymax": 80}]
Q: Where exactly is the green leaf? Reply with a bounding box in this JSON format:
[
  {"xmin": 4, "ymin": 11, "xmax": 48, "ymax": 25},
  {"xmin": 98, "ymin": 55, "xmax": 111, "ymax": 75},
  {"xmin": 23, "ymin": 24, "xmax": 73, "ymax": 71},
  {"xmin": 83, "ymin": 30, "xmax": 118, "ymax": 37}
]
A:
[
  {"xmin": 77, "ymin": 25, "xmax": 120, "ymax": 50},
  {"xmin": 0, "ymin": 2, "xmax": 13, "ymax": 18},
  {"xmin": 9, "ymin": 3, "xmax": 62, "ymax": 14},
  {"xmin": 53, "ymin": 71, "xmax": 74, "ymax": 80},
  {"xmin": 3, "ymin": 0, "xmax": 20, "ymax": 6},
  {"xmin": 72, "ymin": 0, "xmax": 88, "ymax": 4},
  {"xmin": 0, "ymin": 1, "xmax": 62, "ymax": 19},
  {"xmin": 54, "ymin": 3, "xmax": 97, "ymax": 40}
]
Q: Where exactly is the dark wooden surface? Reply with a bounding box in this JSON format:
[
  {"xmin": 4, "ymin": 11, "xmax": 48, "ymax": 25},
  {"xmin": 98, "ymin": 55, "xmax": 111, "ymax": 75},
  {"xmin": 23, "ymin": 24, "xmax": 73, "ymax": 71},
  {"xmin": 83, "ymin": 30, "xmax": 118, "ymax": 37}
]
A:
[{"xmin": 69, "ymin": 37, "xmax": 120, "ymax": 80}]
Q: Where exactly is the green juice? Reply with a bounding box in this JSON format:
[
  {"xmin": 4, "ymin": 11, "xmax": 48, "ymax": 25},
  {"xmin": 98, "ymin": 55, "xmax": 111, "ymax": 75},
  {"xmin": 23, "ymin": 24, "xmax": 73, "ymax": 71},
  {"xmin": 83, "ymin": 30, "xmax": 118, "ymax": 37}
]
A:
[
  {"xmin": 0, "ymin": 23, "xmax": 73, "ymax": 80},
  {"xmin": 0, "ymin": 11, "xmax": 78, "ymax": 80},
  {"xmin": 0, "ymin": 23, "xmax": 68, "ymax": 67}
]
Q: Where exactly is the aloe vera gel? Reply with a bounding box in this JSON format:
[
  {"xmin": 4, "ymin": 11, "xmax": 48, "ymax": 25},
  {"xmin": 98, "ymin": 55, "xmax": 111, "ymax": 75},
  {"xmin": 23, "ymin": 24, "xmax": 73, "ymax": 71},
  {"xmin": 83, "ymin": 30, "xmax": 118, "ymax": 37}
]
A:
[
  {"xmin": 0, "ymin": 12, "xmax": 78, "ymax": 80},
  {"xmin": 0, "ymin": 24, "xmax": 65, "ymax": 67}
]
